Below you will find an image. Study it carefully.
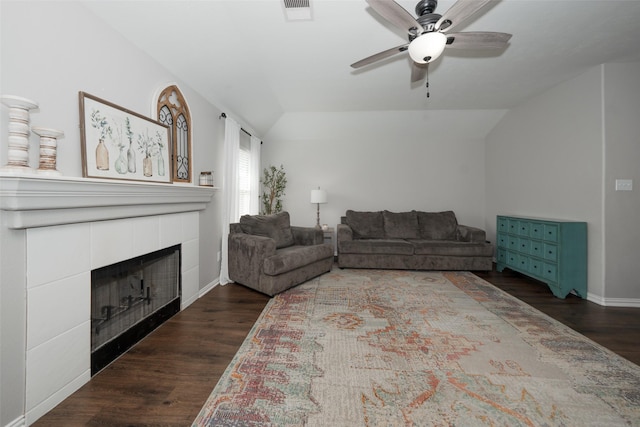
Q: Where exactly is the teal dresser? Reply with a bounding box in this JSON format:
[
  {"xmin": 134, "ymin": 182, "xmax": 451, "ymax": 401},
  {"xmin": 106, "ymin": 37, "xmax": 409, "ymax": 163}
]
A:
[{"xmin": 496, "ymin": 215, "xmax": 587, "ymax": 299}]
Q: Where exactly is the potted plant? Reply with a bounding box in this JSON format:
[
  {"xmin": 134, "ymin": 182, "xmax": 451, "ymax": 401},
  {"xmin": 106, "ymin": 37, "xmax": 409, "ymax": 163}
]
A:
[{"xmin": 260, "ymin": 165, "xmax": 287, "ymax": 215}]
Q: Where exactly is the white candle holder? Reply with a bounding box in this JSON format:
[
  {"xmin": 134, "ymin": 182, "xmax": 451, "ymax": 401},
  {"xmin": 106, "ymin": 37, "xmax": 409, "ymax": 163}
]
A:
[
  {"xmin": 1, "ymin": 95, "xmax": 39, "ymax": 174},
  {"xmin": 32, "ymin": 127, "xmax": 64, "ymax": 176}
]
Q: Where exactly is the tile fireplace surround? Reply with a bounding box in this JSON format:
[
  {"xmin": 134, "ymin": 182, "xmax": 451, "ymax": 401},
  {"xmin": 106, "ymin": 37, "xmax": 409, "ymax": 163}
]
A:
[{"xmin": 0, "ymin": 175, "xmax": 215, "ymax": 425}]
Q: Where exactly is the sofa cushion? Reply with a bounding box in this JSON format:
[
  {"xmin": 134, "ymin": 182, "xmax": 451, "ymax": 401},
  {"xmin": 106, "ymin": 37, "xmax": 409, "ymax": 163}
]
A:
[
  {"xmin": 346, "ymin": 210, "xmax": 385, "ymax": 239},
  {"xmin": 383, "ymin": 210, "xmax": 420, "ymax": 239},
  {"xmin": 410, "ymin": 240, "xmax": 494, "ymax": 257},
  {"xmin": 416, "ymin": 211, "xmax": 458, "ymax": 240},
  {"xmin": 263, "ymin": 244, "xmax": 333, "ymax": 276},
  {"xmin": 239, "ymin": 212, "xmax": 295, "ymax": 249},
  {"xmin": 339, "ymin": 239, "xmax": 414, "ymax": 255}
]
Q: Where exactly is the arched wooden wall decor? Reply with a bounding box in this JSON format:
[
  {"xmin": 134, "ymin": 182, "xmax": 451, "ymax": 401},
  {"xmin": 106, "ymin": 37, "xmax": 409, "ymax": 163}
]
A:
[{"xmin": 156, "ymin": 85, "xmax": 192, "ymax": 183}]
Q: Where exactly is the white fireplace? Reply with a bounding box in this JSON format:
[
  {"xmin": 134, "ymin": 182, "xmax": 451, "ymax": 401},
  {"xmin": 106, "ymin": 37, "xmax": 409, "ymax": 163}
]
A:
[{"xmin": 0, "ymin": 175, "xmax": 215, "ymax": 425}]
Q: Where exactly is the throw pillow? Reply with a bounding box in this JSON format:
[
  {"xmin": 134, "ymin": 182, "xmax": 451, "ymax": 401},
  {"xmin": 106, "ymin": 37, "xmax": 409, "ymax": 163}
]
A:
[
  {"xmin": 346, "ymin": 210, "xmax": 385, "ymax": 239},
  {"xmin": 383, "ymin": 210, "xmax": 419, "ymax": 239},
  {"xmin": 239, "ymin": 211, "xmax": 295, "ymax": 248},
  {"xmin": 416, "ymin": 211, "xmax": 458, "ymax": 240}
]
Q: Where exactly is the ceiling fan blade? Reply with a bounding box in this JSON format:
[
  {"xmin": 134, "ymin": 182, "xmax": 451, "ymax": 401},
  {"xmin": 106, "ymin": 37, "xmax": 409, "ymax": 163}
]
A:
[
  {"xmin": 435, "ymin": 0, "xmax": 493, "ymax": 33},
  {"xmin": 351, "ymin": 43, "xmax": 409, "ymax": 68},
  {"xmin": 366, "ymin": 0, "xmax": 424, "ymax": 36},
  {"xmin": 445, "ymin": 32, "xmax": 512, "ymax": 49},
  {"xmin": 411, "ymin": 62, "xmax": 428, "ymax": 83}
]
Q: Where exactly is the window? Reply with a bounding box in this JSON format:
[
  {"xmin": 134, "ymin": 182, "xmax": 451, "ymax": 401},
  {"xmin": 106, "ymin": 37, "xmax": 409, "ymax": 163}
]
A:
[
  {"xmin": 156, "ymin": 85, "xmax": 192, "ymax": 183},
  {"xmin": 238, "ymin": 131, "xmax": 252, "ymax": 216}
]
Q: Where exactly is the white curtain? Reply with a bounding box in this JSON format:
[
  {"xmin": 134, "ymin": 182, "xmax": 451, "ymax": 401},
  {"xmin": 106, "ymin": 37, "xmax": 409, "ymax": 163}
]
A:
[
  {"xmin": 219, "ymin": 117, "xmax": 240, "ymax": 285},
  {"xmin": 249, "ymin": 135, "xmax": 261, "ymax": 215}
]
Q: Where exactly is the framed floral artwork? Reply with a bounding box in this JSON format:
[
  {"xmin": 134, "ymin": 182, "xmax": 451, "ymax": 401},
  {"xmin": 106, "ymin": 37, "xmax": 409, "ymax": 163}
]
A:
[{"xmin": 79, "ymin": 92, "xmax": 172, "ymax": 183}]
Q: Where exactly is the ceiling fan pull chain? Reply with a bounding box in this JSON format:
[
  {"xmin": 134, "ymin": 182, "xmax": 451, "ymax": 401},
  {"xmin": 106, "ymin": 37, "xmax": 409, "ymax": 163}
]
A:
[{"xmin": 426, "ymin": 67, "xmax": 430, "ymax": 98}]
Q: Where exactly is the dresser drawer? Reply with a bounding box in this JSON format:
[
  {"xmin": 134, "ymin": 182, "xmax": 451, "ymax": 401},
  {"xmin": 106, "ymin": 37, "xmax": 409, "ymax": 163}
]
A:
[
  {"xmin": 506, "ymin": 251, "xmax": 518, "ymax": 267},
  {"xmin": 530, "ymin": 222, "xmax": 544, "ymax": 240},
  {"xmin": 544, "ymin": 224, "xmax": 558, "ymax": 242},
  {"xmin": 543, "ymin": 263, "xmax": 558, "ymax": 282},
  {"xmin": 543, "ymin": 243, "xmax": 558, "ymax": 262},
  {"xmin": 497, "ymin": 233, "xmax": 508, "ymax": 248},
  {"xmin": 508, "ymin": 236, "xmax": 519, "ymax": 251},
  {"xmin": 517, "ymin": 254, "xmax": 530, "ymax": 270},
  {"xmin": 497, "ymin": 248, "xmax": 507, "ymax": 264},
  {"xmin": 517, "ymin": 221, "xmax": 530, "ymax": 236},
  {"xmin": 518, "ymin": 238, "xmax": 530, "ymax": 254},
  {"xmin": 530, "ymin": 258, "xmax": 543, "ymax": 277},
  {"xmin": 497, "ymin": 217, "xmax": 509, "ymax": 233},
  {"xmin": 530, "ymin": 240, "xmax": 543, "ymax": 258},
  {"xmin": 508, "ymin": 218, "xmax": 519, "ymax": 234}
]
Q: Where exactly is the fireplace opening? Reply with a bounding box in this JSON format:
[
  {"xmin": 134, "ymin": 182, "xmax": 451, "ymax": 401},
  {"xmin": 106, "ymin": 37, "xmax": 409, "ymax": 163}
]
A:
[{"xmin": 91, "ymin": 244, "xmax": 181, "ymax": 375}]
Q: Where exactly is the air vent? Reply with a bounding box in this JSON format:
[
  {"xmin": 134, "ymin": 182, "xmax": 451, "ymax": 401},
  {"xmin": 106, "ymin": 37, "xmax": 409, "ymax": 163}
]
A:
[
  {"xmin": 283, "ymin": 0, "xmax": 312, "ymax": 21},
  {"xmin": 284, "ymin": 0, "xmax": 309, "ymax": 7}
]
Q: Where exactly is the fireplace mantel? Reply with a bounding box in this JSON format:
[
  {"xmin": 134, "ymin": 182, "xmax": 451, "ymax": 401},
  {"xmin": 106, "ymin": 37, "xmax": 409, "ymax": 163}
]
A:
[{"xmin": 0, "ymin": 174, "xmax": 217, "ymax": 229}]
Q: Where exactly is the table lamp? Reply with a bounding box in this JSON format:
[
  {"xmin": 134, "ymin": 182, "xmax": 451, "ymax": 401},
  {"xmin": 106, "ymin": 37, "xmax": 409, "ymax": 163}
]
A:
[{"xmin": 310, "ymin": 187, "xmax": 327, "ymax": 229}]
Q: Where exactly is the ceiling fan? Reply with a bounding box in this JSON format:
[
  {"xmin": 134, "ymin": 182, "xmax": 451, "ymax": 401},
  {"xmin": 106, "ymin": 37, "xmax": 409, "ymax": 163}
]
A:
[{"xmin": 351, "ymin": 0, "xmax": 512, "ymax": 83}]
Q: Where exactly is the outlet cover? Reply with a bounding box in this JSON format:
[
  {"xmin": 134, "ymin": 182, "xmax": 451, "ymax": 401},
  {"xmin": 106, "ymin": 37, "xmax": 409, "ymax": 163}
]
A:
[{"xmin": 615, "ymin": 179, "xmax": 633, "ymax": 191}]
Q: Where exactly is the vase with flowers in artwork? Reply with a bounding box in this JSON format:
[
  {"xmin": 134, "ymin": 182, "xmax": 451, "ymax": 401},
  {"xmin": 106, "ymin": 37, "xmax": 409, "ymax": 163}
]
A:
[
  {"xmin": 90, "ymin": 109, "xmax": 112, "ymax": 170},
  {"xmin": 138, "ymin": 128, "xmax": 163, "ymax": 178},
  {"xmin": 115, "ymin": 148, "xmax": 128, "ymax": 174},
  {"xmin": 157, "ymin": 153, "xmax": 165, "ymax": 176},
  {"xmin": 142, "ymin": 156, "xmax": 153, "ymax": 177},
  {"xmin": 125, "ymin": 117, "xmax": 136, "ymax": 173}
]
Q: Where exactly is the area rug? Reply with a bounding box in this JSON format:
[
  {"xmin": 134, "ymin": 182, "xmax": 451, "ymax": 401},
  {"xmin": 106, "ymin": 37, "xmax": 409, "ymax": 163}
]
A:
[{"xmin": 193, "ymin": 269, "xmax": 640, "ymax": 426}]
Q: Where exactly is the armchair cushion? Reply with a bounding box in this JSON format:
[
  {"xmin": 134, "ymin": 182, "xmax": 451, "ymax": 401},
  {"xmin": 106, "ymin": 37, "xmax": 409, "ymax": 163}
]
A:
[
  {"xmin": 239, "ymin": 211, "xmax": 295, "ymax": 249},
  {"xmin": 263, "ymin": 244, "xmax": 334, "ymax": 276}
]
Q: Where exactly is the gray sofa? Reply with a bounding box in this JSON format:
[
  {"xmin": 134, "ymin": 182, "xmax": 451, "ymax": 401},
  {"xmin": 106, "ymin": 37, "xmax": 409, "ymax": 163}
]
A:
[
  {"xmin": 337, "ymin": 210, "xmax": 493, "ymax": 271},
  {"xmin": 228, "ymin": 212, "xmax": 334, "ymax": 296}
]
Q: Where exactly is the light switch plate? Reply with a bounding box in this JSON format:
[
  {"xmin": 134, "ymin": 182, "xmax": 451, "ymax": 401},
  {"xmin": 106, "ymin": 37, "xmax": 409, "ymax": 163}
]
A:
[{"xmin": 615, "ymin": 179, "xmax": 633, "ymax": 191}]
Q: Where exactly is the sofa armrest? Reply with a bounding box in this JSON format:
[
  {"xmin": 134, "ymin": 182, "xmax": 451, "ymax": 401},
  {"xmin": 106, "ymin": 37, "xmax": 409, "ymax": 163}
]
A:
[
  {"xmin": 291, "ymin": 226, "xmax": 323, "ymax": 246},
  {"xmin": 337, "ymin": 223, "xmax": 353, "ymax": 241},
  {"xmin": 228, "ymin": 233, "xmax": 276, "ymax": 286},
  {"xmin": 337, "ymin": 223, "xmax": 353, "ymax": 254},
  {"xmin": 456, "ymin": 225, "xmax": 487, "ymax": 243}
]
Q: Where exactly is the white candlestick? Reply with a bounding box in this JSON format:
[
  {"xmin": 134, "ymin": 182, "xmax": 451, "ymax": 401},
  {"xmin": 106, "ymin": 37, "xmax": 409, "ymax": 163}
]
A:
[
  {"xmin": 1, "ymin": 95, "xmax": 39, "ymax": 174},
  {"xmin": 32, "ymin": 127, "xmax": 64, "ymax": 176}
]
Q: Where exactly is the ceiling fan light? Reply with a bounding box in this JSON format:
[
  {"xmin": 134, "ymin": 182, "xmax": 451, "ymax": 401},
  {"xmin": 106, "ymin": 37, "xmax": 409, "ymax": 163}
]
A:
[{"xmin": 408, "ymin": 31, "xmax": 447, "ymax": 64}]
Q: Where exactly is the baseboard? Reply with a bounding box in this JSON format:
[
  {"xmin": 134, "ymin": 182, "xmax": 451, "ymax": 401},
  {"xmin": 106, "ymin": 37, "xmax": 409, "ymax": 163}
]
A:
[
  {"xmin": 601, "ymin": 297, "xmax": 640, "ymax": 308},
  {"xmin": 587, "ymin": 292, "xmax": 640, "ymax": 307},
  {"xmin": 199, "ymin": 277, "xmax": 220, "ymax": 298},
  {"xmin": 587, "ymin": 293, "xmax": 606, "ymax": 305},
  {"xmin": 4, "ymin": 416, "xmax": 25, "ymax": 427}
]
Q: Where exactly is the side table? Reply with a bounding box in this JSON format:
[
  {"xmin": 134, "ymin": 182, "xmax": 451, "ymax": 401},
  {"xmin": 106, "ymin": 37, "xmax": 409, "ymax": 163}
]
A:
[{"xmin": 322, "ymin": 226, "xmax": 336, "ymax": 257}]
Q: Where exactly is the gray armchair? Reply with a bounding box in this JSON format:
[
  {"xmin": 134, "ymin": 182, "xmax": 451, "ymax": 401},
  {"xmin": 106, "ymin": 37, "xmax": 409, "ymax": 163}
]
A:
[{"xmin": 228, "ymin": 212, "xmax": 334, "ymax": 296}]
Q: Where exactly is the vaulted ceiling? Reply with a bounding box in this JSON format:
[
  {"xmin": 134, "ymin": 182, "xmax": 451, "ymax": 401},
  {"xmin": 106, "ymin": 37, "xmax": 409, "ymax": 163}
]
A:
[{"xmin": 86, "ymin": 0, "xmax": 640, "ymax": 136}]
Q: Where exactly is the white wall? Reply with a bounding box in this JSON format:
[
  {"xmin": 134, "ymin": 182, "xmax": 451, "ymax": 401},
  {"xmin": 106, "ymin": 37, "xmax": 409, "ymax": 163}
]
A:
[
  {"xmin": 263, "ymin": 110, "xmax": 506, "ymax": 231},
  {"xmin": 485, "ymin": 63, "xmax": 640, "ymax": 304},
  {"xmin": 603, "ymin": 62, "xmax": 640, "ymax": 300},
  {"xmin": 0, "ymin": 2, "xmax": 225, "ymax": 425},
  {"xmin": 0, "ymin": 2, "xmax": 225, "ymax": 289}
]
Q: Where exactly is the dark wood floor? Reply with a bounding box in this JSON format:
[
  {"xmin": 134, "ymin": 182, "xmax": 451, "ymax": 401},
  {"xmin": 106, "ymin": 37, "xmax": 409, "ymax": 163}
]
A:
[{"xmin": 35, "ymin": 265, "xmax": 640, "ymax": 426}]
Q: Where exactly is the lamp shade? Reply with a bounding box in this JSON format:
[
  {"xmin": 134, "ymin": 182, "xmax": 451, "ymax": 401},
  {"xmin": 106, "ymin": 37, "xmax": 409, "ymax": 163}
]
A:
[
  {"xmin": 408, "ymin": 31, "xmax": 447, "ymax": 64},
  {"xmin": 310, "ymin": 189, "xmax": 327, "ymax": 204}
]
